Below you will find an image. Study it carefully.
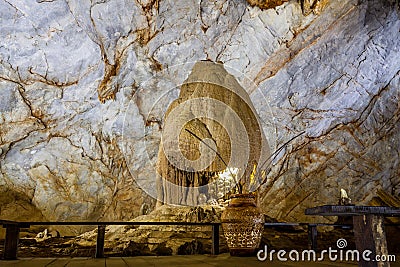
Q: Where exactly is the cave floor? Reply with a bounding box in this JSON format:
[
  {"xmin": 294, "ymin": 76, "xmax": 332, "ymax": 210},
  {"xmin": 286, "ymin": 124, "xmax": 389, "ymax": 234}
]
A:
[{"xmin": 2, "ymin": 254, "xmax": 399, "ymax": 267}]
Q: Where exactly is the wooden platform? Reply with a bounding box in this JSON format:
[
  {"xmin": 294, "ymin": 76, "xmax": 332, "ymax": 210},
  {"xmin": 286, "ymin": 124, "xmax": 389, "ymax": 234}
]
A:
[{"xmin": 0, "ymin": 254, "xmax": 386, "ymax": 267}]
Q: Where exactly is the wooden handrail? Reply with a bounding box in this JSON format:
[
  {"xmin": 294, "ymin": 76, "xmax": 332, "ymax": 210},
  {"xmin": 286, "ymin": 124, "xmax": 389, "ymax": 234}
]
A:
[
  {"xmin": 16, "ymin": 221, "xmax": 220, "ymax": 226},
  {"xmin": 1, "ymin": 220, "xmax": 399, "ymax": 260},
  {"xmin": 1, "ymin": 220, "xmax": 221, "ymax": 260}
]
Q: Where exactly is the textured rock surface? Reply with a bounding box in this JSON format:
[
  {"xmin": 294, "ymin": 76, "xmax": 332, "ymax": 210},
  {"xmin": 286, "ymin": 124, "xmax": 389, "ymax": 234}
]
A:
[
  {"xmin": 156, "ymin": 61, "xmax": 268, "ymax": 206},
  {"xmin": 0, "ymin": 0, "xmax": 399, "ymax": 228},
  {"xmin": 246, "ymin": 0, "xmax": 289, "ymax": 10}
]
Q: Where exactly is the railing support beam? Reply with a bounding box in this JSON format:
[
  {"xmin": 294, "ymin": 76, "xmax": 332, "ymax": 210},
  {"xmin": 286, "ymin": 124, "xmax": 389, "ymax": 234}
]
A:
[
  {"xmin": 95, "ymin": 225, "xmax": 106, "ymax": 258},
  {"xmin": 211, "ymin": 224, "xmax": 219, "ymax": 255},
  {"xmin": 3, "ymin": 224, "xmax": 20, "ymax": 260},
  {"xmin": 308, "ymin": 224, "xmax": 318, "ymax": 251}
]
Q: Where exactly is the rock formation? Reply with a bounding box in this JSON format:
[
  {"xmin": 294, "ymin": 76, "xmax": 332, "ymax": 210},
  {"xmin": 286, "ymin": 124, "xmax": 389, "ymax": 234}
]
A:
[
  {"xmin": 0, "ymin": 0, "xmax": 399, "ymax": 229},
  {"xmin": 156, "ymin": 61, "xmax": 269, "ymax": 206},
  {"xmin": 246, "ymin": 0, "xmax": 329, "ymax": 14},
  {"xmin": 246, "ymin": 0, "xmax": 289, "ymax": 10}
]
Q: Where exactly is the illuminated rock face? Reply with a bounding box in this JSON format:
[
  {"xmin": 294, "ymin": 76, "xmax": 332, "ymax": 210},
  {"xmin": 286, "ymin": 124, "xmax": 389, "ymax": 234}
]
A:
[
  {"xmin": 246, "ymin": 0, "xmax": 289, "ymax": 10},
  {"xmin": 0, "ymin": 0, "xmax": 399, "ymax": 228},
  {"xmin": 156, "ymin": 61, "xmax": 268, "ymax": 206}
]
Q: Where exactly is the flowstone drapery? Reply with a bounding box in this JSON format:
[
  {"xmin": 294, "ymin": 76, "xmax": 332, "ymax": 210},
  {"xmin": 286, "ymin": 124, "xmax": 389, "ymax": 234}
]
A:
[{"xmin": 156, "ymin": 61, "xmax": 269, "ymax": 206}]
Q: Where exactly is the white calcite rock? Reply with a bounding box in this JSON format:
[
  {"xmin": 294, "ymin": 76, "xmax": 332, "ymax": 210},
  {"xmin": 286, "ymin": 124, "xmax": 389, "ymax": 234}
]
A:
[{"xmin": 0, "ymin": 0, "xmax": 399, "ymax": 229}]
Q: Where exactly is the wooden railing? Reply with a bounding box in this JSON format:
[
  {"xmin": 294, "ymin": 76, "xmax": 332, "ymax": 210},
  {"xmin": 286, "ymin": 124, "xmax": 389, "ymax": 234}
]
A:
[
  {"xmin": 0, "ymin": 220, "xmax": 221, "ymax": 260},
  {"xmin": 2, "ymin": 220, "xmax": 396, "ymax": 260}
]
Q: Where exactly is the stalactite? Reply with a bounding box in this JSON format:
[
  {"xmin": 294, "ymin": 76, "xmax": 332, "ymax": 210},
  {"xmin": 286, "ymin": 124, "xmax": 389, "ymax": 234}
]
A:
[{"xmin": 156, "ymin": 61, "xmax": 268, "ymax": 206}]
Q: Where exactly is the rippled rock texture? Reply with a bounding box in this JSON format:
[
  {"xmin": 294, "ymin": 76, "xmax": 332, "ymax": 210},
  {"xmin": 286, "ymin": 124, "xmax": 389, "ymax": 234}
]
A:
[{"xmin": 0, "ymin": 0, "xmax": 399, "ymax": 230}]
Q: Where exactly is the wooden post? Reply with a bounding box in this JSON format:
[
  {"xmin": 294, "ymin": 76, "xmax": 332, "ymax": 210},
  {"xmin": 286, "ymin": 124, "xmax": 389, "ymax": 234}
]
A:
[
  {"xmin": 353, "ymin": 215, "xmax": 389, "ymax": 267},
  {"xmin": 3, "ymin": 224, "xmax": 20, "ymax": 260},
  {"xmin": 308, "ymin": 224, "xmax": 318, "ymax": 251},
  {"xmin": 95, "ymin": 225, "xmax": 106, "ymax": 258},
  {"xmin": 211, "ymin": 224, "xmax": 219, "ymax": 255}
]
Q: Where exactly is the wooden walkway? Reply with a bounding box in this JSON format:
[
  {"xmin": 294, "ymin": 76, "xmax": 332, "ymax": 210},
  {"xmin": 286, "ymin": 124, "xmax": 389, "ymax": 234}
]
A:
[{"xmin": 3, "ymin": 254, "xmax": 396, "ymax": 267}]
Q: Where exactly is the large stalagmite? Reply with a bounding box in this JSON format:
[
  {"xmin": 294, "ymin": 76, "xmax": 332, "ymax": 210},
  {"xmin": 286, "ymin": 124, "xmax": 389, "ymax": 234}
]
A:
[{"xmin": 156, "ymin": 61, "xmax": 269, "ymax": 206}]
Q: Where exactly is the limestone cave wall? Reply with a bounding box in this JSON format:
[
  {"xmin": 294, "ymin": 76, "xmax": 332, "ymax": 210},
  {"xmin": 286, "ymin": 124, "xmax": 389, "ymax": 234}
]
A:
[{"xmin": 0, "ymin": 0, "xmax": 399, "ymax": 228}]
